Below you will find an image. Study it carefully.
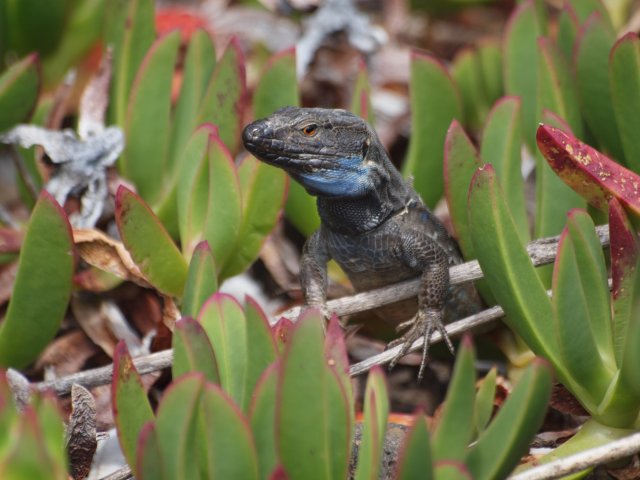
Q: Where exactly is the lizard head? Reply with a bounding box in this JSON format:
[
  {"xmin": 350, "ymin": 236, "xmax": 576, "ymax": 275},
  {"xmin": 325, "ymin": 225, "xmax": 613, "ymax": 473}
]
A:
[{"xmin": 242, "ymin": 107, "xmax": 391, "ymax": 198}]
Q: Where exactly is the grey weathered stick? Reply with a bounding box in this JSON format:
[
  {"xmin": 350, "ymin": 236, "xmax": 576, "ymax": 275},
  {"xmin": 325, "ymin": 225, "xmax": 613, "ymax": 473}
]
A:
[
  {"xmin": 34, "ymin": 225, "xmax": 610, "ymax": 395},
  {"xmin": 509, "ymin": 432, "xmax": 640, "ymax": 480}
]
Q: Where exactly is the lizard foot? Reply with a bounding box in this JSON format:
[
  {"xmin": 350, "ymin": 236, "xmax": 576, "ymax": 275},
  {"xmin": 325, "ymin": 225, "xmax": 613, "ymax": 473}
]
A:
[{"xmin": 386, "ymin": 308, "xmax": 454, "ymax": 380}]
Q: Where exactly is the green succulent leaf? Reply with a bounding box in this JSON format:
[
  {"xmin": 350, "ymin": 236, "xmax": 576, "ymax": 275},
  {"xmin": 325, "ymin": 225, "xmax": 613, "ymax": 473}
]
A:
[
  {"xmin": 435, "ymin": 463, "xmax": 472, "ymax": 480},
  {"xmin": 122, "ymin": 31, "xmax": 181, "ymax": 204},
  {"xmin": 199, "ymin": 384, "xmax": 259, "ymax": 480},
  {"xmin": 432, "ymin": 336, "xmax": 475, "ymax": 463},
  {"xmin": 155, "ymin": 373, "xmax": 205, "ymax": 479},
  {"xmin": 465, "ymin": 359, "xmax": 552, "ymax": 479},
  {"xmin": 395, "ymin": 414, "xmax": 434, "ymax": 480},
  {"xmin": 182, "ymin": 241, "xmax": 218, "ymax": 318},
  {"xmin": 0, "ymin": 54, "xmax": 40, "ymax": 132},
  {"xmin": 172, "ymin": 317, "xmax": 220, "ymax": 384},
  {"xmin": 609, "ymin": 32, "xmax": 640, "ymax": 172},
  {"xmin": 503, "ymin": 0, "xmax": 547, "ymax": 149},
  {"xmin": 0, "ymin": 192, "xmax": 74, "ymax": 368},
  {"xmin": 136, "ymin": 423, "xmax": 167, "ymax": 480},
  {"xmin": 106, "ymin": 0, "xmax": 155, "ymax": 126},
  {"xmin": 277, "ymin": 311, "xmax": 351, "ymax": 480},
  {"xmin": 480, "ymin": 96, "xmax": 528, "ymax": 242},
  {"xmin": 556, "ymin": 6, "xmax": 578, "ymax": 61},
  {"xmin": 574, "ymin": 13, "xmax": 623, "ymax": 162},
  {"xmin": 355, "ymin": 366, "xmax": 389, "ymax": 480},
  {"xmin": 452, "ymin": 48, "xmax": 491, "ymax": 131},
  {"xmin": 249, "ymin": 363, "xmax": 280, "ymax": 480},
  {"xmin": 116, "ymin": 186, "xmax": 188, "ymax": 297},
  {"xmin": 567, "ymin": 0, "xmax": 613, "ymax": 26},
  {"xmin": 403, "ymin": 51, "xmax": 462, "ymax": 208},
  {"xmin": 112, "ymin": 341, "xmax": 155, "ymax": 473},
  {"xmin": 349, "ymin": 58, "xmax": 375, "ymax": 125},
  {"xmin": 474, "ymin": 367, "xmax": 497, "ymax": 436},
  {"xmin": 198, "ymin": 38, "xmax": 246, "ymax": 153}
]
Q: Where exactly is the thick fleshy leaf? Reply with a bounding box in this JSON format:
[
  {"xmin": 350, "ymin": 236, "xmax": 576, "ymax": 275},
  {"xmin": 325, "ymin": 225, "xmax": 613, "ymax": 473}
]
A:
[
  {"xmin": 478, "ymin": 41, "xmax": 503, "ymax": 111},
  {"xmin": 609, "ymin": 33, "xmax": 640, "ymax": 172},
  {"xmin": 452, "ymin": 48, "xmax": 489, "ymax": 130},
  {"xmin": 155, "ymin": 373, "xmax": 204, "ymax": 479},
  {"xmin": 198, "ymin": 38, "xmax": 246, "ymax": 153},
  {"xmin": 534, "ymin": 112, "xmax": 585, "ymax": 241},
  {"xmin": 324, "ymin": 315, "xmax": 353, "ymax": 409},
  {"xmin": 465, "ymin": 359, "xmax": 552, "ymax": 479},
  {"xmin": 182, "ymin": 241, "xmax": 218, "ymax": 317},
  {"xmin": 199, "ymin": 384, "xmax": 259, "ymax": 480},
  {"xmin": 106, "ymin": 0, "xmax": 155, "ymax": 125},
  {"xmin": 116, "ymin": 186, "xmax": 188, "ymax": 297},
  {"xmin": 349, "ymin": 58, "xmax": 375, "ymax": 125},
  {"xmin": 609, "ymin": 199, "xmax": 640, "ymax": 365},
  {"xmin": 202, "ymin": 134, "xmax": 242, "ymax": 273},
  {"xmin": 354, "ymin": 366, "xmax": 389, "ymax": 480},
  {"xmin": 620, "ymin": 266, "xmax": 640, "ymax": 398},
  {"xmin": 395, "ymin": 414, "xmax": 433, "ymax": 480},
  {"xmin": 536, "ymin": 125, "xmax": 640, "ymax": 216},
  {"xmin": 435, "ymin": 463, "xmax": 472, "ymax": 480},
  {"xmin": 468, "ymin": 166, "xmax": 565, "ymax": 372},
  {"xmin": 136, "ymin": 422, "xmax": 167, "ymax": 480},
  {"xmin": 480, "ymin": 96, "xmax": 528, "ymax": 242},
  {"xmin": 574, "ymin": 13, "xmax": 622, "ymax": 161},
  {"xmin": 244, "ymin": 297, "xmax": 278, "ymax": 396},
  {"xmin": 402, "ymin": 51, "xmax": 462, "ymax": 208},
  {"xmin": 112, "ymin": 341, "xmax": 154, "ymax": 473},
  {"xmin": 0, "ymin": 192, "xmax": 74, "ymax": 368},
  {"xmin": 432, "ymin": 336, "xmax": 475, "ymax": 462},
  {"xmin": 277, "ymin": 311, "xmax": 351, "ymax": 480},
  {"xmin": 551, "ymin": 210, "xmax": 614, "ymax": 403},
  {"xmin": 122, "ymin": 31, "xmax": 181, "ymax": 204},
  {"xmin": 222, "ymin": 155, "xmax": 286, "ymax": 279},
  {"xmin": 473, "ymin": 368, "xmax": 496, "ymax": 436},
  {"xmin": 2, "ymin": 1, "xmax": 68, "ymax": 57},
  {"xmin": 172, "ymin": 317, "xmax": 220, "ymax": 384},
  {"xmin": 253, "ymin": 49, "xmax": 318, "ymax": 237},
  {"xmin": 0, "ymin": 54, "xmax": 40, "ymax": 131},
  {"xmin": 444, "ymin": 120, "xmax": 483, "ymax": 259},
  {"xmin": 503, "ymin": 0, "xmax": 547, "ymax": 149},
  {"xmin": 33, "ymin": 394, "xmax": 66, "ymax": 475},
  {"xmin": 567, "ymin": 0, "xmax": 613, "ymax": 26},
  {"xmin": 249, "ymin": 363, "xmax": 280, "ymax": 480},
  {"xmin": 556, "ymin": 6, "xmax": 578, "ymax": 61},
  {"xmin": 167, "ymin": 29, "xmax": 217, "ymax": 171}
]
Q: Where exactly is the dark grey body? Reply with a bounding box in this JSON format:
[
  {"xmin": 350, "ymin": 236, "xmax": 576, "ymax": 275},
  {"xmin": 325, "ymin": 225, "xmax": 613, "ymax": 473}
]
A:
[{"xmin": 242, "ymin": 107, "xmax": 480, "ymax": 377}]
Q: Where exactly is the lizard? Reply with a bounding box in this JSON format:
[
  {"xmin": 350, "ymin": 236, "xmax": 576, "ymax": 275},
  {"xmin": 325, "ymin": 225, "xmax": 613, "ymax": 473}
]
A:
[{"xmin": 242, "ymin": 106, "xmax": 481, "ymax": 379}]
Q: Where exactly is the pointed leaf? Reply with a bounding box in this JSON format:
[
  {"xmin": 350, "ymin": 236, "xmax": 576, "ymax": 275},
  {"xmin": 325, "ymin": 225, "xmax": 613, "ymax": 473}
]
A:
[
  {"xmin": 106, "ymin": 0, "xmax": 155, "ymax": 125},
  {"xmin": 222, "ymin": 155, "xmax": 286, "ymax": 278},
  {"xmin": 136, "ymin": 422, "xmax": 167, "ymax": 480},
  {"xmin": 574, "ymin": 13, "xmax": 623, "ymax": 161},
  {"xmin": 155, "ymin": 373, "xmax": 204, "ymax": 479},
  {"xmin": 116, "ymin": 186, "xmax": 188, "ymax": 296},
  {"xmin": 249, "ymin": 363, "xmax": 280, "ymax": 480},
  {"xmin": 355, "ymin": 366, "xmax": 389, "ymax": 480},
  {"xmin": 552, "ymin": 211, "xmax": 614, "ymax": 402},
  {"xmin": 474, "ymin": 368, "xmax": 496, "ymax": 436},
  {"xmin": 567, "ymin": 0, "xmax": 613, "ymax": 26},
  {"xmin": 432, "ymin": 336, "xmax": 475, "ymax": 462},
  {"xmin": 452, "ymin": 48, "xmax": 487, "ymax": 130},
  {"xmin": 435, "ymin": 463, "xmax": 472, "ymax": 480},
  {"xmin": 168, "ymin": 29, "xmax": 217, "ymax": 171},
  {"xmin": 403, "ymin": 51, "xmax": 462, "ymax": 208},
  {"xmin": 480, "ymin": 97, "xmax": 528, "ymax": 242},
  {"xmin": 172, "ymin": 316, "xmax": 220, "ymax": 384},
  {"xmin": 199, "ymin": 384, "xmax": 259, "ymax": 479},
  {"xmin": 503, "ymin": 0, "xmax": 547, "ymax": 149},
  {"xmin": 536, "ymin": 125, "xmax": 640, "ymax": 216},
  {"xmin": 0, "ymin": 54, "xmax": 40, "ymax": 131},
  {"xmin": 112, "ymin": 341, "xmax": 154, "ymax": 473},
  {"xmin": 277, "ymin": 311, "xmax": 351, "ymax": 480},
  {"xmin": 395, "ymin": 414, "xmax": 434, "ymax": 480},
  {"xmin": 244, "ymin": 297, "xmax": 278, "ymax": 400},
  {"xmin": 478, "ymin": 41, "xmax": 503, "ymax": 107},
  {"xmin": 182, "ymin": 241, "xmax": 218, "ymax": 317},
  {"xmin": 198, "ymin": 294, "xmax": 249, "ymax": 408},
  {"xmin": 609, "ymin": 33, "xmax": 640, "ymax": 172},
  {"xmin": 0, "ymin": 192, "xmax": 74, "ymax": 368},
  {"xmin": 122, "ymin": 31, "xmax": 181, "ymax": 204},
  {"xmin": 349, "ymin": 58, "xmax": 375, "ymax": 125},
  {"xmin": 198, "ymin": 38, "xmax": 246, "ymax": 153},
  {"xmin": 465, "ymin": 359, "xmax": 552, "ymax": 479}
]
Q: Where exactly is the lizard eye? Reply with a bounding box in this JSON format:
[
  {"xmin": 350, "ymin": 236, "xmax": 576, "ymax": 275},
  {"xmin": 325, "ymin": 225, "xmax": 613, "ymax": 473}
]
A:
[{"xmin": 302, "ymin": 124, "xmax": 318, "ymax": 136}]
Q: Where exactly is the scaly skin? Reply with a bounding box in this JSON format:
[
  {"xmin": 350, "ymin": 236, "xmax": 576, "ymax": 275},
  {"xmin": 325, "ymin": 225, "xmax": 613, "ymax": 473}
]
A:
[{"xmin": 242, "ymin": 107, "xmax": 480, "ymax": 379}]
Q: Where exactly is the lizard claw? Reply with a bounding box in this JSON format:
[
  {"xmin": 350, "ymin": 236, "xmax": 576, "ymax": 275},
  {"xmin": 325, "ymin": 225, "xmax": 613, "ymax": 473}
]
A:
[{"xmin": 386, "ymin": 308, "xmax": 454, "ymax": 380}]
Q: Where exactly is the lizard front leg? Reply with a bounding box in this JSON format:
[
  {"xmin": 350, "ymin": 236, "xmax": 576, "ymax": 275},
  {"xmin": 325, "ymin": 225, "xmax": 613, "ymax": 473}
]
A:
[
  {"xmin": 387, "ymin": 235, "xmax": 453, "ymax": 380},
  {"xmin": 300, "ymin": 230, "xmax": 332, "ymax": 324}
]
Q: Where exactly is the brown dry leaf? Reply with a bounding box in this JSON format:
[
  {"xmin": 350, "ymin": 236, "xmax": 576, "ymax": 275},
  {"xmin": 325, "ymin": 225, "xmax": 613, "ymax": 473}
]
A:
[
  {"xmin": 162, "ymin": 295, "xmax": 181, "ymax": 332},
  {"xmin": 73, "ymin": 228, "xmax": 150, "ymax": 288},
  {"xmin": 67, "ymin": 384, "xmax": 97, "ymax": 480},
  {"xmin": 35, "ymin": 330, "xmax": 97, "ymax": 377}
]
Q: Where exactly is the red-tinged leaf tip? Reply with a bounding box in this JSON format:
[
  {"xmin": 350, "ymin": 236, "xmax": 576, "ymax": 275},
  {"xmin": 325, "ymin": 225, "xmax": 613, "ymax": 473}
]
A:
[
  {"xmin": 504, "ymin": 0, "xmax": 535, "ymax": 38},
  {"xmin": 324, "ymin": 314, "xmax": 349, "ymax": 374},
  {"xmin": 530, "ymin": 356, "xmax": 553, "ymax": 371},
  {"xmin": 272, "ymin": 317, "xmax": 294, "ymax": 345},
  {"xmin": 268, "ymin": 465, "xmax": 290, "ymax": 480},
  {"xmin": 536, "ymin": 124, "xmax": 640, "ymax": 214},
  {"xmin": 609, "ymin": 198, "xmax": 640, "ymax": 299},
  {"xmin": 192, "ymin": 240, "xmax": 212, "ymax": 255},
  {"xmin": 195, "ymin": 122, "xmax": 220, "ymax": 137},
  {"xmin": 460, "ymin": 333, "xmax": 474, "ymax": 349},
  {"xmin": 245, "ymin": 295, "xmax": 269, "ymax": 322},
  {"xmin": 434, "ymin": 460, "xmax": 472, "ymax": 477},
  {"xmin": 135, "ymin": 421, "xmax": 158, "ymax": 475}
]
